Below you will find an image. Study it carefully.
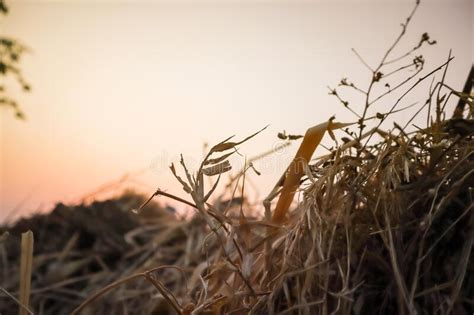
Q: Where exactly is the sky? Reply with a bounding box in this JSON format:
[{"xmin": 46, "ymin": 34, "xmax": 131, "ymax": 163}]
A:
[{"xmin": 1, "ymin": 0, "xmax": 472, "ymax": 221}]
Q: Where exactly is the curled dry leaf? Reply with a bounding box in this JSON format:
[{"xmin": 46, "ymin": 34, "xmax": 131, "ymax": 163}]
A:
[{"xmin": 203, "ymin": 160, "xmax": 232, "ymax": 177}]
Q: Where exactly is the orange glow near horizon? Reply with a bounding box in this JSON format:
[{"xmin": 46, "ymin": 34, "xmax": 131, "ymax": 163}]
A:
[{"xmin": 1, "ymin": 0, "xmax": 472, "ymax": 222}]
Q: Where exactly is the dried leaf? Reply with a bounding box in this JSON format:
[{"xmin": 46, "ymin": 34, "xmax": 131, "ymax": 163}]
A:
[
  {"xmin": 170, "ymin": 163, "xmax": 192, "ymax": 193},
  {"xmin": 210, "ymin": 126, "xmax": 268, "ymax": 153},
  {"xmin": 272, "ymin": 120, "xmax": 352, "ymax": 223},
  {"xmin": 204, "ymin": 174, "xmax": 222, "ymax": 202},
  {"xmin": 277, "ymin": 132, "xmax": 287, "ymax": 140},
  {"xmin": 209, "ymin": 135, "xmax": 236, "ymax": 153},
  {"xmin": 288, "ymin": 134, "xmax": 303, "ymax": 140},
  {"xmin": 180, "ymin": 154, "xmax": 195, "ymax": 189},
  {"xmin": 211, "ymin": 142, "xmax": 238, "ymax": 153},
  {"xmin": 203, "ymin": 160, "xmax": 232, "ymax": 176},
  {"xmin": 204, "ymin": 151, "xmax": 235, "ymax": 166}
]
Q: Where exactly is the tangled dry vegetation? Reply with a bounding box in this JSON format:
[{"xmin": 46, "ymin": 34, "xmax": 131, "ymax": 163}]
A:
[{"xmin": 1, "ymin": 1, "xmax": 473, "ymax": 314}]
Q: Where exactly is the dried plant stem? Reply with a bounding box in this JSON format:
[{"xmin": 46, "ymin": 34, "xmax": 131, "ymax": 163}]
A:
[
  {"xmin": 137, "ymin": 189, "xmax": 198, "ymax": 212},
  {"xmin": 357, "ymin": 1, "xmax": 420, "ymax": 139},
  {"xmin": 19, "ymin": 231, "xmax": 33, "ymax": 315},
  {"xmin": 71, "ymin": 266, "xmax": 183, "ymax": 315}
]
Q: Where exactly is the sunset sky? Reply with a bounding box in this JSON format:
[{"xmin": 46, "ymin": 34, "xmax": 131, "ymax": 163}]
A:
[{"xmin": 1, "ymin": 0, "xmax": 472, "ymax": 221}]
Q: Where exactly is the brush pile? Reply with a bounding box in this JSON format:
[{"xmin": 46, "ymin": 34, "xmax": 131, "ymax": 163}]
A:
[{"xmin": 1, "ymin": 1, "xmax": 473, "ymax": 314}]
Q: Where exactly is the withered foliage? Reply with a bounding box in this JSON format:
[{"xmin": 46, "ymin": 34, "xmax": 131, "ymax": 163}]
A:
[{"xmin": 1, "ymin": 1, "xmax": 473, "ymax": 314}]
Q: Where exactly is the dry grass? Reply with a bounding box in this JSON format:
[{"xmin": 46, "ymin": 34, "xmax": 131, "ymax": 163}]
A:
[{"xmin": 1, "ymin": 0, "xmax": 473, "ymax": 314}]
